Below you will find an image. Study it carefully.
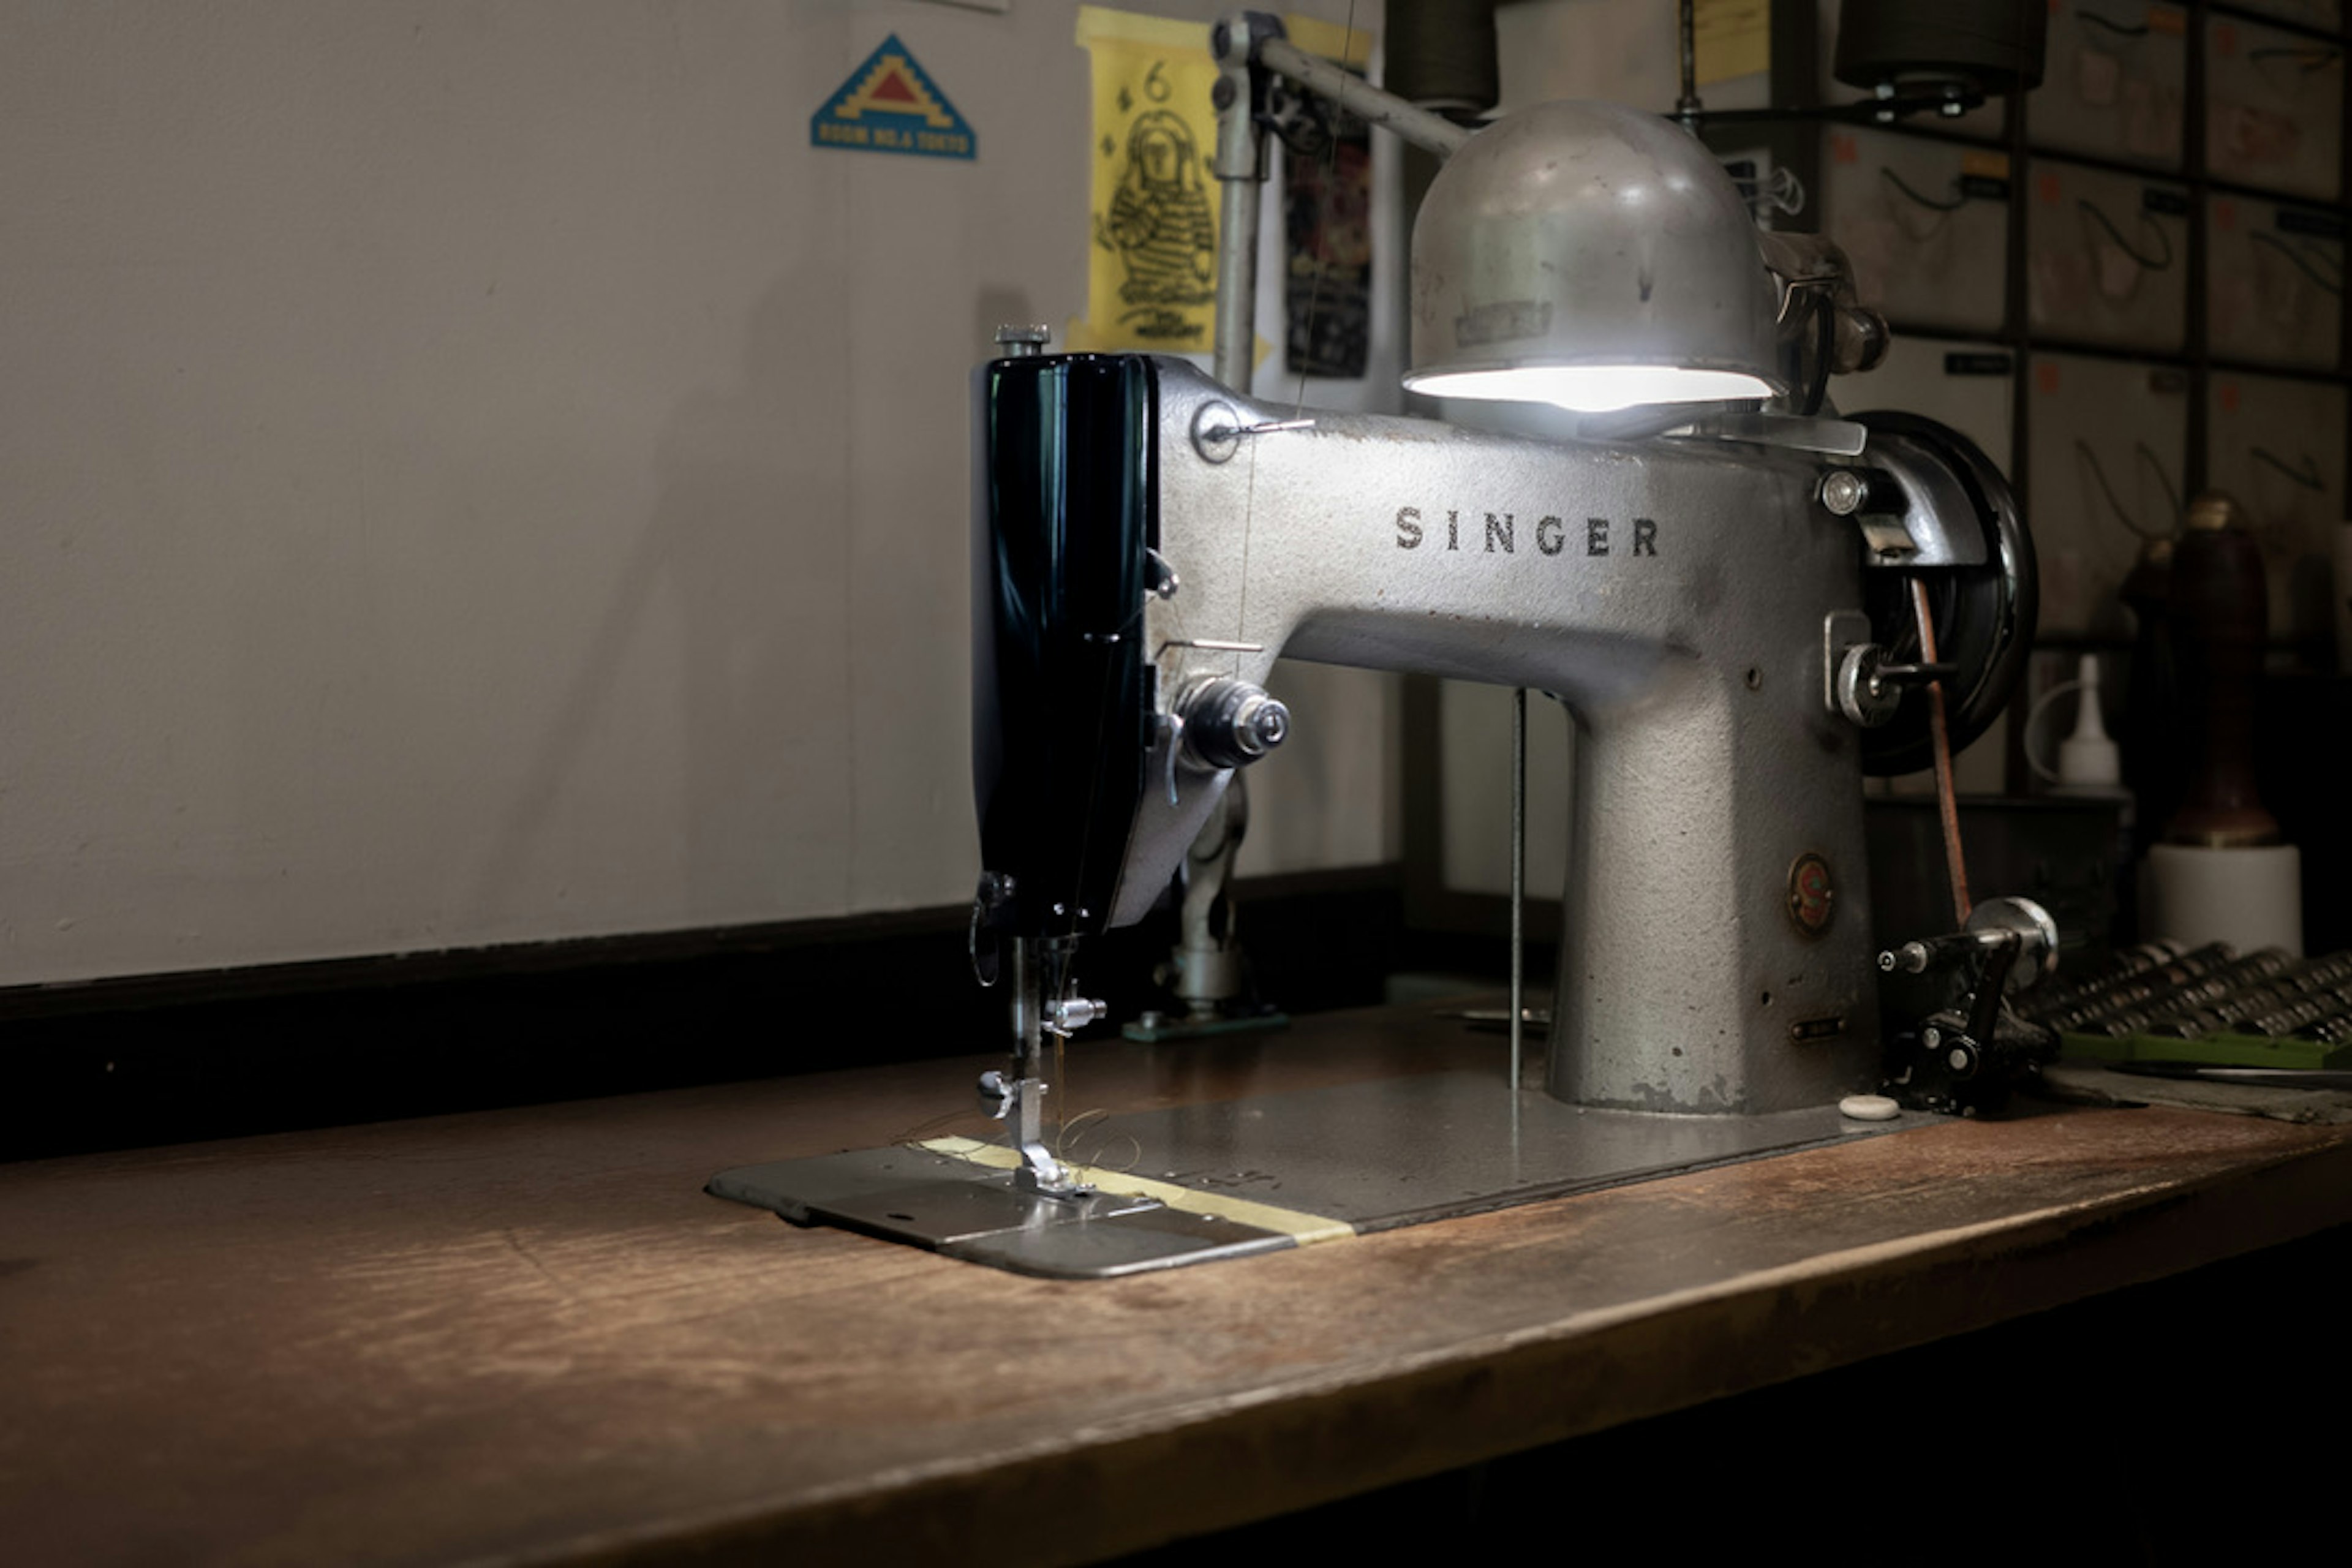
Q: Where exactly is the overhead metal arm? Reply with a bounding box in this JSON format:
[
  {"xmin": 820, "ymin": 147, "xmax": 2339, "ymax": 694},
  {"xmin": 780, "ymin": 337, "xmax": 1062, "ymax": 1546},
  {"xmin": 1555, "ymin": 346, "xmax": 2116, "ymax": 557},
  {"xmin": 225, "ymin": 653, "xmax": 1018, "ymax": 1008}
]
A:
[
  {"xmin": 1253, "ymin": 36, "xmax": 1476, "ymax": 160},
  {"xmin": 1208, "ymin": 12, "xmax": 1476, "ymax": 394}
]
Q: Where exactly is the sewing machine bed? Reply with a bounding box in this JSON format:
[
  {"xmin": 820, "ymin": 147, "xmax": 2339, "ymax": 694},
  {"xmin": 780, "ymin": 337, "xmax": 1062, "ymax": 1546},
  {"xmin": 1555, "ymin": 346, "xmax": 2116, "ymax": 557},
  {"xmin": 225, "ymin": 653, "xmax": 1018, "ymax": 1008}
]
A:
[{"xmin": 712, "ymin": 1071, "xmax": 1906, "ymax": 1277}]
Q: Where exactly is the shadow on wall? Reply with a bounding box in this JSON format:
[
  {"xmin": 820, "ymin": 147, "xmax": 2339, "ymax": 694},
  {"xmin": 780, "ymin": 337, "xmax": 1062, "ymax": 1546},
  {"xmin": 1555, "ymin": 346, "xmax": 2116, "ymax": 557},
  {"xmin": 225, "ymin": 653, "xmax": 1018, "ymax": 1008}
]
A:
[{"xmin": 465, "ymin": 262, "xmax": 856, "ymax": 929}]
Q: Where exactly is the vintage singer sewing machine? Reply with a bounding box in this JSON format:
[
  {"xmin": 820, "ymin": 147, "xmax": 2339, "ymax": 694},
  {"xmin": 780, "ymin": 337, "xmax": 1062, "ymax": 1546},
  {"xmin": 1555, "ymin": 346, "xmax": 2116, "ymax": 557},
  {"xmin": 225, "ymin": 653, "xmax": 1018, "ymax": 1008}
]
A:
[{"xmin": 712, "ymin": 18, "xmax": 2044, "ymax": 1276}]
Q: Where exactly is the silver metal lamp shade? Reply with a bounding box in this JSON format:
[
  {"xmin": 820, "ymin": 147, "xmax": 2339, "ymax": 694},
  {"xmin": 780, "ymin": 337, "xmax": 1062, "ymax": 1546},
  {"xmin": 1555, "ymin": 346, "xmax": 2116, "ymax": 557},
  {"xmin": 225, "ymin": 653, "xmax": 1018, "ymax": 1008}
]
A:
[{"xmin": 1404, "ymin": 101, "xmax": 1785, "ymax": 413}]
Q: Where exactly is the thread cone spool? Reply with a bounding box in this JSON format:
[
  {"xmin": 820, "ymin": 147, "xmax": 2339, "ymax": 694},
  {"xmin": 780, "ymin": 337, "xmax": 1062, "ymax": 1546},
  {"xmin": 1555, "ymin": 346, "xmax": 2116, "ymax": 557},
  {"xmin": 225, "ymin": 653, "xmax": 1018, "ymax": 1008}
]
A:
[
  {"xmin": 1382, "ymin": 0, "xmax": 1499, "ymax": 115},
  {"xmin": 1833, "ymin": 0, "xmax": 2048, "ymax": 96},
  {"xmin": 2163, "ymin": 493, "xmax": 2280, "ymax": 848},
  {"xmin": 2144, "ymin": 843, "xmax": 2304, "ymax": 957}
]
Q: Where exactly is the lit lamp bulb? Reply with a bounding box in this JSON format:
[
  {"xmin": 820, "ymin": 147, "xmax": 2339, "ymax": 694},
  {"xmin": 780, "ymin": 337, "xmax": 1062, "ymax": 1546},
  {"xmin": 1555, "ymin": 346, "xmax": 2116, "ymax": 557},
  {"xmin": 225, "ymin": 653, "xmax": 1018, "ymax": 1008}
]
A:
[{"xmin": 1402, "ymin": 101, "xmax": 1785, "ymax": 414}]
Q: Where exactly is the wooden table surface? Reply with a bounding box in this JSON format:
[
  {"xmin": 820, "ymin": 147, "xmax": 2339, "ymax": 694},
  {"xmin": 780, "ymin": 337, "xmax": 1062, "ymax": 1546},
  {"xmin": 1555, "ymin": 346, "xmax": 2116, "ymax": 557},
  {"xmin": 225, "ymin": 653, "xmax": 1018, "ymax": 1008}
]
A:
[{"xmin": 5, "ymin": 1004, "xmax": 2350, "ymax": 1567}]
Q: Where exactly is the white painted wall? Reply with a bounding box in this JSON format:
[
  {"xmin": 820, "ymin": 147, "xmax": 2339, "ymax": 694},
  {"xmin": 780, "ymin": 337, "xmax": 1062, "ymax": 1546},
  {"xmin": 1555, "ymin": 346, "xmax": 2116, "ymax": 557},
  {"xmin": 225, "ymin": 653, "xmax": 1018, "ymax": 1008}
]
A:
[{"xmin": 0, "ymin": 0, "xmax": 1396, "ymax": 986}]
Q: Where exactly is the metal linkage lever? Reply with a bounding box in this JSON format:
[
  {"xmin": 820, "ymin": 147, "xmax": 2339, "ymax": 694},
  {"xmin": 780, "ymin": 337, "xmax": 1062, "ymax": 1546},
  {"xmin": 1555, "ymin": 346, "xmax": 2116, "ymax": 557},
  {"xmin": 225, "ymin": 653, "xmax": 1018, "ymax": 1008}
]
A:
[
  {"xmin": 1879, "ymin": 896, "xmax": 2060, "ymax": 1115},
  {"xmin": 1834, "ymin": 643, "xmax": 1958, "ymax": 728},
  {"xmin": 1880, "ymin": 925, "xmax": 2015, "ymax": 976}
]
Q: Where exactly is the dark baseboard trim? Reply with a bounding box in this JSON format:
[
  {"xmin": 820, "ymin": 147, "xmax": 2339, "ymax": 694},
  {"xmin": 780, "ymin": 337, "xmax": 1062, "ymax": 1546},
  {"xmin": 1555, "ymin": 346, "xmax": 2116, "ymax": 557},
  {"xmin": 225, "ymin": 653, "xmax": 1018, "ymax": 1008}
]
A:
[
  {"xmin": 2, "ymin": 864, "xmax": 1407, "ymax": 1163},
  {"xmin": 0, "ymin": 863, "xmax": 1404, "ymax": 1024}
]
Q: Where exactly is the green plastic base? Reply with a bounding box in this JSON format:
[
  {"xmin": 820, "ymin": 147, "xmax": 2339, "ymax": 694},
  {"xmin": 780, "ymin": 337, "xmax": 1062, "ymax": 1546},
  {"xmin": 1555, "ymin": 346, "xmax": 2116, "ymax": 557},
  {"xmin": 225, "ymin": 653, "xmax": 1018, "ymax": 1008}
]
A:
[{"xmin": 2060, "ymin": 1030, "xmax": 2352, "ymax": 1072}]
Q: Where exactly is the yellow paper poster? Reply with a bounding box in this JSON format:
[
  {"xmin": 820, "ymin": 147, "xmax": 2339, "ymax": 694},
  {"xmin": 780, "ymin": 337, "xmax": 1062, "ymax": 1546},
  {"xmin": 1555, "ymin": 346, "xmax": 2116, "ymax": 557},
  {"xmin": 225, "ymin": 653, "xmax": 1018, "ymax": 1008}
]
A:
[
  {"xmin": 1074, "ymin": 9, "xmax": 1223, "ymax": 352},
  {"xmin": 1071, "ymin": 9, "xmax": 1373, "ymax": 355},
  {"xmin": 1694, "ymin": 0, "xmax": 1770, "ymax": 86}
]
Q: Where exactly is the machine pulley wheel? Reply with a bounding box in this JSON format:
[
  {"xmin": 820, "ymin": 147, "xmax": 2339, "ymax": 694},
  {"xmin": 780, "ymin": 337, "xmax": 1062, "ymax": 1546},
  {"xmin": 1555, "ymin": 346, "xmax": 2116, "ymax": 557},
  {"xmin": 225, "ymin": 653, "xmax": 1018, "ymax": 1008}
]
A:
[{"xmin": 1852, "ymin": 410, "xmax": 2037, "ymax": 778}]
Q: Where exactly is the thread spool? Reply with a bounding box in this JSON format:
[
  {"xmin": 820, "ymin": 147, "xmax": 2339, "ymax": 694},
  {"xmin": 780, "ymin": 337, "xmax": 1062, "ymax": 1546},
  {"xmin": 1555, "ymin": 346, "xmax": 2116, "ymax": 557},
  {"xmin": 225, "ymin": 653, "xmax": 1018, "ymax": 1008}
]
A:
[
  {"xmin": 2145, "ymin": 843, "xmax": 2305, "ymax": 957},
  {"xmin": 1834, "ymin": 0, "xmax": 2049, "ymax": 96}
]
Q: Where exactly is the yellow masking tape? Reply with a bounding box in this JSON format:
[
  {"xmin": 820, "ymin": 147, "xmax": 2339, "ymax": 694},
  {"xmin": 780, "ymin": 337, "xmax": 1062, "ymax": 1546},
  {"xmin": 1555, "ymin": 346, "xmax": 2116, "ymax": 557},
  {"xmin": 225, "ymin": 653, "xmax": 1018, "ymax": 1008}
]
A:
[{"xmin": 918, "ymin": 1136, "xmax": 1357, "ymax": 1245}]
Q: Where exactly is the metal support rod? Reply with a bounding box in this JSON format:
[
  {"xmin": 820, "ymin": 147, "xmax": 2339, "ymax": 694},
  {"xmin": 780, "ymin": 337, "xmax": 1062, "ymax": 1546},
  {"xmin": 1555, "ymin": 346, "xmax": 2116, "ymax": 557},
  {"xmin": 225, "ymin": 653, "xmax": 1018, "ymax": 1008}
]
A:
[
  {"xmin": 1675, "ymin": 0, "xmax": 1702, "ymax": 124},
  {"xmin": 1212, "ymin": 171, "xmax": 1261, "ymax": 394},
  {"xmin": 1510, "ymin": 687, "xmax": 1526, "ymax": 1092},
  {"xmin": 1211, "ymin": 21, "xmax": 1267, "ymax": 394},
  {"xmin": 1255, "ymin": 37, "xmax": 1475, "ymax": 159}
]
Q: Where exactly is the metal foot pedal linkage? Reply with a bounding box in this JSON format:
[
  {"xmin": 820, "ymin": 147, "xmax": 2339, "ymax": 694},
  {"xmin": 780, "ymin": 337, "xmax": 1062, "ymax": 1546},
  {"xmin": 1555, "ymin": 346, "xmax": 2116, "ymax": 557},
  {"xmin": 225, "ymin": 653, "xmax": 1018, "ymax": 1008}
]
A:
[{"xmin": 1879, "ymin": 896, "xmax": 2061, "ymax": 1114}]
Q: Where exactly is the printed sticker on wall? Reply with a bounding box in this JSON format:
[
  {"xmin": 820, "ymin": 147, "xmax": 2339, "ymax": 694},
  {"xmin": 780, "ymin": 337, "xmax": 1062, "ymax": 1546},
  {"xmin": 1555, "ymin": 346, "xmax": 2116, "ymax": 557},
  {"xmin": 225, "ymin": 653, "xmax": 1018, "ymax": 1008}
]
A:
[
  {"xmin": 1070, "ymin": 10, "xmax": 1373, "ymax": 362},
  {"xmin": 1281, "ymin": 20, "xmax": 1376, "ymax": 379},
  {"xmin": 812, "ymin": 34, "xmax": 976, "ymax": 160},
  {"xmin": 1072, "ymin": 8, "xmax": 1224, "ymax": 354}
]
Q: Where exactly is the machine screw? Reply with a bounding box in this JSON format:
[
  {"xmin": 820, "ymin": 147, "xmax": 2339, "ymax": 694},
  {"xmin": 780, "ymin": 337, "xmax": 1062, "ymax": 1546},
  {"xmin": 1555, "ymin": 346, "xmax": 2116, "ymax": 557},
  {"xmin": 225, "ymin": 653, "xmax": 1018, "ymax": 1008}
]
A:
[
  {"xmin": 1819, "ymin": 469, "xmax": 1869, "ymax": 516},
  {"xmin": 1045, "ymin": 997, "xmax": 1109, "ymax": 1035},
  {"xmin": 1146, "ymin": 548, "xmax": 1180, "ymax": 600},
  {"xmin": 994, "ymin": 324, "xmax": 1052, "ymax": 357},
  {"xmin": 1191, "ymin": 401, "xmax": 1242, "ymax": 463},
  {"xmin": 1835, "ymin": 643, "xmax": 1903, "ymax": 727}
]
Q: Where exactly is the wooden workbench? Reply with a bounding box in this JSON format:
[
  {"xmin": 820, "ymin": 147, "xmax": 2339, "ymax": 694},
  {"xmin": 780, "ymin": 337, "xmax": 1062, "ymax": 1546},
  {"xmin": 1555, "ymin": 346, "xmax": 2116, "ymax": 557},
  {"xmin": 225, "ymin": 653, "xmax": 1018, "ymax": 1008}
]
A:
[{"xmin": 4, "ymin": 1005, "xmax": 2348, "ymax": 1566}]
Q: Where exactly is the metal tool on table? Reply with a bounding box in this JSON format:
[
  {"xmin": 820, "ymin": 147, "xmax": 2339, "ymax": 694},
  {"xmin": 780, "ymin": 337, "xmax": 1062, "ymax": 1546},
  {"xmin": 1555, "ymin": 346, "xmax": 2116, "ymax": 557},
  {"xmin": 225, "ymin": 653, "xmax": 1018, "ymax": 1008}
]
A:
[
  {"xmin": 1878, "ymin": 896, "xmax": 2063, "ymax": 1114},
  {"xmin": 712, "ymin": 13, "xmax": 2041, "ymax": 1276},
  {"xmin": 2020, "ymin": 941, "xmax": 2352, "ymax": 1071}
]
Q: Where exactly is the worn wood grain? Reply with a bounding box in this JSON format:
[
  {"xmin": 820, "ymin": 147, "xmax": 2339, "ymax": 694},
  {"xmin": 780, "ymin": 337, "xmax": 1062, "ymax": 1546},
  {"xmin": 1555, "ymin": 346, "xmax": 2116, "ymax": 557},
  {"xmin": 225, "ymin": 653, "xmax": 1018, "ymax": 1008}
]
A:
[{"xmin": 2, "ymin": 1005, "xmax": 2348, "ymax": 1567}]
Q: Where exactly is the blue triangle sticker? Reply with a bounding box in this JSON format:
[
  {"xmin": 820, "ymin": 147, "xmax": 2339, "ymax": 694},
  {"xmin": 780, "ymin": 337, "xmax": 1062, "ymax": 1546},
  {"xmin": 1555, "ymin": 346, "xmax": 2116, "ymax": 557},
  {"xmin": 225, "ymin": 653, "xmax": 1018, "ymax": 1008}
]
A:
[{"xmin": 812, "ymin": 35, "xmax": 976, "ymax": 160}]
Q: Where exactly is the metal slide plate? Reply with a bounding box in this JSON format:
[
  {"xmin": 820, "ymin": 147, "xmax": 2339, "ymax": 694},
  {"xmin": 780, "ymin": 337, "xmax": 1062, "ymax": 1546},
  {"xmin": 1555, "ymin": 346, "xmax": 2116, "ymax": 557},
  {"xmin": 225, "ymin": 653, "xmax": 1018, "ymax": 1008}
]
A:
[
  {"xmin": 710, "ymin": 1147, "xmax": 1300, "ymax": 1277},
  {"xmin": 711, "ymin": 1071, "xmax": 1922, "ymax": 1279}
]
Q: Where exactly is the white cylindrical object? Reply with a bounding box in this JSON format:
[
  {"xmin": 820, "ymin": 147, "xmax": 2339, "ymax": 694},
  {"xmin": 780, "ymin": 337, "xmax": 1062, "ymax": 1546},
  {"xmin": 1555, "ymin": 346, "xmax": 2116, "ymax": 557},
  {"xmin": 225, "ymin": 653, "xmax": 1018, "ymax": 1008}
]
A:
[
  {"xmin": 2144, "ymin": 843, "xmax": 2305, "ymax": 956},
  {"xmin": 2334, "ymin": 520, "xmax": 2352, "ymax": 675}
]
